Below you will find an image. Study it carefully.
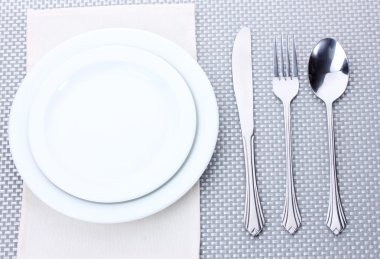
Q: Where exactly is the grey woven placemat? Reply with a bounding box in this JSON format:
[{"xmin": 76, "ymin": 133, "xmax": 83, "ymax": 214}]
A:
[{"xmin": 1, "ymin": 0, "xmax": 379, "ymax": 258}]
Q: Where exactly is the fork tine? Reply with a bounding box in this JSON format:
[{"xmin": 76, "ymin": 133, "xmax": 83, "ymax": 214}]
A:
[
  {"xmin": 274, "ymin": 37, "xmax": 279, "ymax": 77},
  {"xmin": 293, "ymin": 35, "xmax": 298, "ymax": 77},
  {"xmin": 286, "ymin": 35, "xmax": 291, "ymax": 77},
  {"xmin": 280, "ymin": 34, "xmax": 285, "ymax": 77}
]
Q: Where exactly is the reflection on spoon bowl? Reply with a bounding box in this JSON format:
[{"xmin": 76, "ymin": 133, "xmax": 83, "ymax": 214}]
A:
[{"xmin": 308, "ymin": 38, "xmax": 349, "ymax": 104}]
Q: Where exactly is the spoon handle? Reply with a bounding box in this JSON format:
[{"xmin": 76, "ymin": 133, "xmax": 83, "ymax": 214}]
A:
[
  {"xmin": 242, "ymin": 135, "xmax": 264, "ymax": 236},
  {"xmin": 325, "ymin": 103, "xmax": 347, "ymax": 235},
  {"xmin": 281, "ymin": 103, "xmax": 301, "ymax": 234}
]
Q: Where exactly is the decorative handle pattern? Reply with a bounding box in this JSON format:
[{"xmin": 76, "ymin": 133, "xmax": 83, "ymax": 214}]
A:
[
  {"xmin": 242, "ymin": 135, "xmax": 264, "ymax": 236},
  {"xmin": 281, "ymin": 104, "xmax": 301, "ymax": 234},
  {"xmin": 325, "ymin": 103, "xmax": 347, "ymax": 235}
]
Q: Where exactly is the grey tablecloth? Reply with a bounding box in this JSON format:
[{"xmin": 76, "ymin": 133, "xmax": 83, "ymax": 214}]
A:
[{"xmin": 1, "ymin": 0, "xmax": 379, "ymax": 258}]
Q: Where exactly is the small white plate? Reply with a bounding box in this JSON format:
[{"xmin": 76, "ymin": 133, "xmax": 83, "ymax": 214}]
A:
[
  {"xmin": 27, "ymin": 46, "xmax": 196, "ymax": 203},
  {"xmin": 9, "ymin": 29, "xmax": 219, "ymax": 223}
]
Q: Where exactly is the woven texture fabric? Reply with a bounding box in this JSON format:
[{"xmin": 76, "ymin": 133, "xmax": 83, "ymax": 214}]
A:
[{"xmin": 1, "ymin": 0, "xmax": 379, "ymax": 258}]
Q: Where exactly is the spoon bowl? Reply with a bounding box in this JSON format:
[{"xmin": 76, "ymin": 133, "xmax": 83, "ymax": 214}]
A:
[{"xmin": 308, "ymin": 38, "xmax": 349, "ymax": 104}]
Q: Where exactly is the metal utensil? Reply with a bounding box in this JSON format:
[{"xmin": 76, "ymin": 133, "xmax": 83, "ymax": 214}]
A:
[
  {"xmin": 232, "ymin": 27, "xmax": 264, "ymax": 236},
  {"xmin": 308, "ymin": 38, "xmax": 349, "ymax": 235},
  {"xmin": 272, "ymin": 35, "xmax": 301, "ymax": 234}
]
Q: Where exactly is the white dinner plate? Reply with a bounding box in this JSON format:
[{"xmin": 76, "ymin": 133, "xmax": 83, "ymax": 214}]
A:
[
  {"xmin": 27, "ymin": 46, "xmax": 196, "ymax": 203},
  {"xmin": 9, "ymin": 28, "xmax": 219, "ymax": 223}
]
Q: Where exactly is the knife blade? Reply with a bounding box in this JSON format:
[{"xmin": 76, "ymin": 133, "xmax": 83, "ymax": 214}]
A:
[
  {"xmin": 232, "ymin": 27, "xmax": 264, "ymax": 236},
  {"xmin": 232, "ymin": 27, "xmax": 254, "ymax": 136}
]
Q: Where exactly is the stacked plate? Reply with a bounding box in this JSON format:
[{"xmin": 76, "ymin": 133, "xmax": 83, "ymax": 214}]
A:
[{"xmin": 8, "ymin": 29, "xmax": 219, "ymax": 223}]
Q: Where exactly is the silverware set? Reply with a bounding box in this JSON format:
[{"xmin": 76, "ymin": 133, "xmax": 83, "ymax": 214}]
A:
[{"xmin": 232, "ymin": 27, "xmax": 349, "ymax": 236}]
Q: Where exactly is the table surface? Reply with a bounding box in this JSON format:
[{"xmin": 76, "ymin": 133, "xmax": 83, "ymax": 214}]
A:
[{"xmin": 1, "ymin": 0, "xmax": 380, "ymax": 258}]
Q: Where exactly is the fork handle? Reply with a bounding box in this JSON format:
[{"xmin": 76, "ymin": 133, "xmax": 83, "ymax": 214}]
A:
[
  {"xmin": 281, "ymin": 103, "xmax": 301, "ymax": 234},
  {"xmin": 242, "ymin": 135, "xmax": 264, "ymax": 236},
  {"xmin": 325, "ymin": 103, "xmax": 346, "ymax": 235}
]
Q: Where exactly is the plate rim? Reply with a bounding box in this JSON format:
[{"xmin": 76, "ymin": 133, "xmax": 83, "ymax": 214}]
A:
[{"xmin": 9, "ymin": 28, "xmax": 219, "ymax": 223}]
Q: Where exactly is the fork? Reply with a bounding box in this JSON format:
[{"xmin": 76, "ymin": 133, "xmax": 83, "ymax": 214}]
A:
[{"xmin": 272, "ymin": 35, "xmax": 301, "ymax": 234}]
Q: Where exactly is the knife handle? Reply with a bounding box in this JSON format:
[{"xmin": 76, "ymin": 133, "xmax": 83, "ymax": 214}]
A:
[{"xmin": 242, "ymin": 135, "xmax": 264, "ymax": 236}]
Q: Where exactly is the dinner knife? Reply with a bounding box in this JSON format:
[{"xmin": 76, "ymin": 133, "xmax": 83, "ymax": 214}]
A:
[{"xmin": 232, "ymin": 27, "xmax": 264, "ymax": 236}]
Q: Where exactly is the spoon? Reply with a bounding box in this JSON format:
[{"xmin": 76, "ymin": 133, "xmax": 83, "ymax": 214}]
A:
[{"xmin": 308, "ymin": 38, "xmax": 349, "ymax": 235}]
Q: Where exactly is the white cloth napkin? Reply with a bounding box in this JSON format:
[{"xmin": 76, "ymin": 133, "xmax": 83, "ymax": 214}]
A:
[{"xmin": 17, "ymin": 4, "xmax": 200, "ymax": 259}]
